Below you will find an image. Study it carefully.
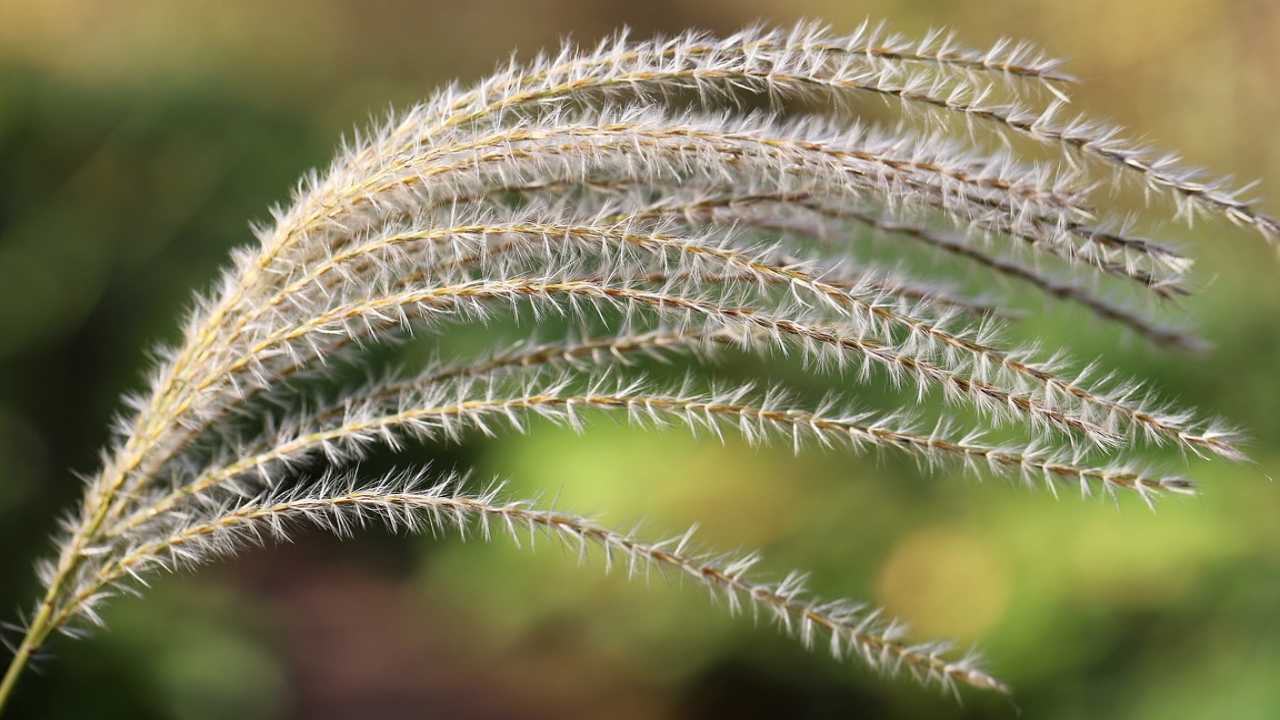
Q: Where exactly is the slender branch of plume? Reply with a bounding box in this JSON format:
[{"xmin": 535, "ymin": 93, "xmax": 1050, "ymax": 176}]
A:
[
  {"xmin": 63, "ymin": 473, "xmax": 1009, "ymax": 696},
  {"xmin": 109, "ymin": 375, "xmax": 1195, "ymax": 539},
  {"xmin": 1, "ymin": 19, "xmax": 1270, "ymax": 713}
]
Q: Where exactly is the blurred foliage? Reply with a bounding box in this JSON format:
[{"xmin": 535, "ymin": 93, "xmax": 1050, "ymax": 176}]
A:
[{"xmin": 1, "ymin": 1, "xmax": 1278, "ymax": 718}]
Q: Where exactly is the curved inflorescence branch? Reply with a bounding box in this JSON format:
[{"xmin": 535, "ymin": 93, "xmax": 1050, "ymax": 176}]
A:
[{"xmin": 58, "ymin": 473, "xmax": 1008, "ymax": 696}]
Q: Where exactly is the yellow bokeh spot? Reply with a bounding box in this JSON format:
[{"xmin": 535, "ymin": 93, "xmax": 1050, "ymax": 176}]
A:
[{"xmin": 874, "ymin": 527, "xmax": 1010, "ymax": 642}]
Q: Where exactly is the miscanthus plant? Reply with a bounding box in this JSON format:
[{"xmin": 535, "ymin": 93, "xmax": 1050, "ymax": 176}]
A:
[{"xmin": 1, "ymin": 20, "xmax": 1273, "ymax": 711}]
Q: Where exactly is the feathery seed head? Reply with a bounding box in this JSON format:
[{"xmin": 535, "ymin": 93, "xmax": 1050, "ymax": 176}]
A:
[{"xmin": 2, "ymin": 20, "xmax": 1272, "ymax": 712}]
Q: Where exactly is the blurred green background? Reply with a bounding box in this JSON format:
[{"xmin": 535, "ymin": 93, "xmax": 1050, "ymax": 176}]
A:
[{"xmin": 1, "ymin": 1, "xmax": 1278, "ymax": 718}]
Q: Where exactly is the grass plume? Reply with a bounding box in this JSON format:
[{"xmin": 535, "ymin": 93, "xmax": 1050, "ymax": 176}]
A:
[{"xmin": 1, "ymin": 20, "xmax": 1273, "ymax": 712}]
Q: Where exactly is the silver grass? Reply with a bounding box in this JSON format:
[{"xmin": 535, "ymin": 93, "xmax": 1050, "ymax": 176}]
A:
[{"xmin": 1, "ymin": 20, "xmax": 1274, "ymax": 711}]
